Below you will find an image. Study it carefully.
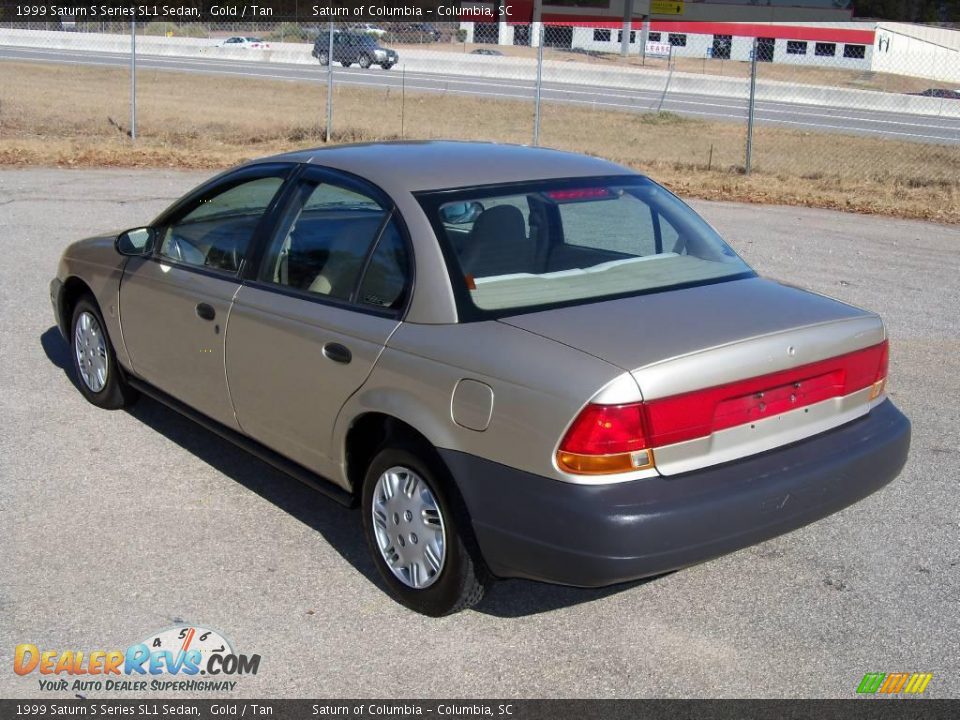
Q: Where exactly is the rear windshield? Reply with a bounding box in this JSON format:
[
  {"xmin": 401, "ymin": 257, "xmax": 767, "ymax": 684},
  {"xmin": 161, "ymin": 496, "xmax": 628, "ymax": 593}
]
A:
[{"xmin": 418, "ymin": 176, "xmax": 754, "ymax": 319}]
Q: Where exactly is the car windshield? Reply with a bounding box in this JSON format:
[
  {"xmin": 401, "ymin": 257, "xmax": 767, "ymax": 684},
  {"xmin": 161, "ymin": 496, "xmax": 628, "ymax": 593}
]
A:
[{"xmin": 419, "ymin": 176, "xmax": 754, "ymax": 318}]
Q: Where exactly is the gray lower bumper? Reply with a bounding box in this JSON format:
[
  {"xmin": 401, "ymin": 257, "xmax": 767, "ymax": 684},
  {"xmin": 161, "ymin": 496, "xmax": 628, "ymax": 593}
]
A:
[{"xmin": 441, "ymin": 399, "xmax": 910, "ymax": 587}]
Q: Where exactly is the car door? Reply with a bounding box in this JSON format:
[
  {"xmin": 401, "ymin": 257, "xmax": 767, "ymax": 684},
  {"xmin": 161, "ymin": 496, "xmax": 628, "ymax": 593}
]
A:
[
  {"xmin": 119, "ymin": 165, "xmax": 291, "ymax": 430},
  {"xmin": 333, "ymin": 33, "xmax": 348, "ymax": 63},
  {"xmin": 226, "ymin": 168, "xmax": 411, "ymax": 482}
]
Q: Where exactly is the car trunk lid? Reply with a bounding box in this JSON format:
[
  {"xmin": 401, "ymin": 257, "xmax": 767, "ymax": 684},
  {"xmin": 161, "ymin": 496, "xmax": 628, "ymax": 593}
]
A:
[
  {"xmin": 499, "ymin": 278, "xmax": 879, "ymax": 376},
  {"xmin": 501, "ymin": 277, "xmax": 887, "ymax": 476}
]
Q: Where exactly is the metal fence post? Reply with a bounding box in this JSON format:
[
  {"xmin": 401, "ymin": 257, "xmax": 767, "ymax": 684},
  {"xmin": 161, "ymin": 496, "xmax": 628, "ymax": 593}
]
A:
[
  {"xmin": 533, "ymin": 24, "xmax": 544, "ymax": 147},
  {"xmin": 745, "ymin": 37, "xmax": 758, "ymax": 175},
  {"xmin": 130, "ymin": 17, "xmax": 137, "ymax": 141},
  {"xmin": 640, "ymin": 17, "xmax": 649, "ymax": 65},
  {"xmin": 620, "ymin": 0, "xmax": 634, "ymax": 57},
  {"xmin": 325, "ymin": 20, "xmax": 334, "ymax": 143}
]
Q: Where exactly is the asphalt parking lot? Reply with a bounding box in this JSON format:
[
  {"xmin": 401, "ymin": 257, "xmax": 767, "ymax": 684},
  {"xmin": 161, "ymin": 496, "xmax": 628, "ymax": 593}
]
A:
[{"xmin": 0, "ymin": 168, "xmax": 957, "ymax": 699}]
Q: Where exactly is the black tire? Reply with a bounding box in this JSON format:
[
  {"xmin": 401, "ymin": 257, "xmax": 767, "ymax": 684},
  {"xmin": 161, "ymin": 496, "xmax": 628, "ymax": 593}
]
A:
[
  {"xmin": 317, "ymin": 51, "xmax": 329, "ymax": 66},
  {"xmin": 358, "ymin": 53, "xmax": 372, "ymax": 69},
  {"xmin": 70, "ymin": 295, "xmax": 138, "ymax": 410},
  {"xmin": 380, "ymin": 63, "xmax": 394, "ymax": 70},
  {"xmin": 361, "ymin": 442, "xmax": 489, "ymax": 616},
  {"xmin": 340, "ymin": 61, "xmax": 352, "ymax": 67}
]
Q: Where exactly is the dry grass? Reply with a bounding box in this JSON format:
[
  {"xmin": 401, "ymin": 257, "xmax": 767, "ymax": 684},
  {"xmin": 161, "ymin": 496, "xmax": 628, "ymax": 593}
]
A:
[{"xmin": 1, "ymin": 61, "xmax": 957, "ymax": 223}]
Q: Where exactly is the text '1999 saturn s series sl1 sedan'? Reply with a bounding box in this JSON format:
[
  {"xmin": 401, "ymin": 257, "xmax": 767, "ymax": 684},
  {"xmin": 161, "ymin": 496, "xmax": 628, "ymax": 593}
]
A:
[{"xmin": 51, "ymin": 142, "xmax": 910, "ymax": 615}]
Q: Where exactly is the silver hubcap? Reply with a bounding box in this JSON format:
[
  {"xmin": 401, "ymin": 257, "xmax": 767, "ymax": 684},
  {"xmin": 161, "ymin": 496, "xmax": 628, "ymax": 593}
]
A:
[
  {"xmin": 74, "ymin": 311, "xmax": 108, "ymax": 393},
  {"xmin": 372, "ymin": 466, "xmax": 446, "ymax": 589}
]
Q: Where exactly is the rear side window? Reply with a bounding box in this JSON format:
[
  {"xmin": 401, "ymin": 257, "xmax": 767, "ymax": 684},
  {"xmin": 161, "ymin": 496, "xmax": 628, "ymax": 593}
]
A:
[
  {"xmin": 419, "ymin": 176, "xmax": 753, "ymax": 319},
  {"xmin": 259, "ymin": 180, "xmax": 408, "ymax": 309},
  {"xmin": 358, "ymin": 222, "xmax": 410, "ymax": 310}
]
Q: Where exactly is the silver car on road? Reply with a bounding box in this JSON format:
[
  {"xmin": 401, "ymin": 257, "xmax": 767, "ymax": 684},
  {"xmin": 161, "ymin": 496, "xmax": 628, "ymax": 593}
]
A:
[{"xmin": 51, "ymin": 142, "xmax": 910, "ymax": 615}]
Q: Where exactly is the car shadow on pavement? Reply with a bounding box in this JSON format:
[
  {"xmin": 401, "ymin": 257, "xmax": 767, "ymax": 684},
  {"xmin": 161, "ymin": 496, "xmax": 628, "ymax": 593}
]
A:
[
  {"xmin": 41, "ymin": 326, "xmax": 81, "ymax": 391},
  {"xmin": 42, "ymin": 326, "xmax": 655, "ymax": 618}
]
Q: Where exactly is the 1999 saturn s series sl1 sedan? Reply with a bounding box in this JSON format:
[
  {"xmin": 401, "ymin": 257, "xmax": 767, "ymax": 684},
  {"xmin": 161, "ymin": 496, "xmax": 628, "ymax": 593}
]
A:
[{"xmin": 51, "ymin": 142, "xmax": 910, "ymax": 615}]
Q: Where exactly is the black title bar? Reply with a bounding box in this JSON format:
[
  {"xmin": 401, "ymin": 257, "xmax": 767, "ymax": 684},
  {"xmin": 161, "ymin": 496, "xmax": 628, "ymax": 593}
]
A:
[
  {"xmin": 0, "ymin": 0, "xmax": 930, "ymax": 23},
  {"xmin": 1, "ymin": 1, "xmax": 519, "ymax": 24}
]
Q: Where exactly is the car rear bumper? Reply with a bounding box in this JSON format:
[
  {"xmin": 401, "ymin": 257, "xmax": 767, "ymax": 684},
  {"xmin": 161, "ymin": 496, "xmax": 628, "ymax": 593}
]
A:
[{"xmin": 441, "ymin": 399, "xmax": 910, "ymax": 587}]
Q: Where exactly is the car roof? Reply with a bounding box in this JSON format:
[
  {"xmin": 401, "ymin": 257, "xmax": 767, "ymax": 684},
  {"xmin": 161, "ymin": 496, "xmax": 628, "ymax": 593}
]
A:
[{"xmin": 258, "ymin": 141, "xmax": 637, "ymax": 193}]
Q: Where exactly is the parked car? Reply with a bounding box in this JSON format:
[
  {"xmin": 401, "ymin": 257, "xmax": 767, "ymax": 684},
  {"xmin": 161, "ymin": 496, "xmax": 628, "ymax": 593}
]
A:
[
  {"xmin": 389, "ymin": 22, "xmax": 443, "ymax": 43},
  {"xmin": 51, "ymin": 142, "xmax": 910, "ymax": 616},
  {"xmin": 217, "ymin": 36, "xmax": 270, "ymax": 49},
  {"xmin": 349, "ymin": 23, "xmax": 388, "ymax": 38},
  {"xmin": 312, "ymin": 32, "xmax": 398, "ymax": 69},
  {"xmin": 913, "ymin": 88, "xmax": 960, "ymax": 99}
]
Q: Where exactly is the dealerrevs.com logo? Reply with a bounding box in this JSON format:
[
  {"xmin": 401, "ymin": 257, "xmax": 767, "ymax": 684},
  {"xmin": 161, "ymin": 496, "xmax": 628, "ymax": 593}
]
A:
[
  {"xmin": 14, "ymin": 626, "xmax": 260, "ymax": 693},
  {"xmin": 857, "ymin": 672, "xmax": 933, "ymax": 696}
]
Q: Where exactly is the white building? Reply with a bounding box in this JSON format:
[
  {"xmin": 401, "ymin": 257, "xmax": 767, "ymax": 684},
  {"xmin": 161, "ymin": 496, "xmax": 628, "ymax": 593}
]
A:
[
  {"xmin": 461, "ymin": 12, "xmax": 959, "ymax": 82},
  {"xmin": 873, "ymin": 23, "xmax": 960, "ymax": 84}
]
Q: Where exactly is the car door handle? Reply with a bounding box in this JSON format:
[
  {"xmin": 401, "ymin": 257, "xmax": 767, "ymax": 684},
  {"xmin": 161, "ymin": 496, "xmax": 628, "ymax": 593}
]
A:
[
  {"xmin": 195, "ymin": 302, "xmax": 216, "ymax": 321},
  {"xmin": 323, "ymin": 342, "xmax": 352, "ymax": 364}
]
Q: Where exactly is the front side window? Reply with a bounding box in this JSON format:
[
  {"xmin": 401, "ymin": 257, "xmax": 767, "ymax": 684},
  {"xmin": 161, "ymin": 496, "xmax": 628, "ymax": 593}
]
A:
[
  {"xmin": 259, "ymin": 179, "xmax": 408, "ymax": 309},
  {"xmin": 419, "ymin": 177, "xmax": 753, "ymax": 318},
  {"xmin": 158, "ymin": 175, "xmax": 284, "ymax": 273}
]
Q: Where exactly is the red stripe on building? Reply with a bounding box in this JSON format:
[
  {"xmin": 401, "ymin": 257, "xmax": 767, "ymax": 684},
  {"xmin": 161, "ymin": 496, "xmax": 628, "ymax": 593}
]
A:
[
  {"xmin": 649, "ymin": 22, "xmax": 875, "ymax": 44},
  {"xmin": 502, "ymin": 10, "xmax": 876, "ymax": 45}
]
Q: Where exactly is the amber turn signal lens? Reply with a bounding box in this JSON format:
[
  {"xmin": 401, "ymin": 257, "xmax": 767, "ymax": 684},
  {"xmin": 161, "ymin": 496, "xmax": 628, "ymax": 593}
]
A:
[
  {"xmin": 557, "ymin": 449, "xmax": 655, "ymax": 475},
  {"xmin": 868, "ymin": 378, "xmax": 886, "ymax": 400}
]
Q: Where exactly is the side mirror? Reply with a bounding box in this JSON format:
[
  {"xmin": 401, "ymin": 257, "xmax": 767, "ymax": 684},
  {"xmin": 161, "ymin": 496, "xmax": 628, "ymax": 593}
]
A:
[
  {"xmin": 116, "ymin": 227, "xmax": 155, "ymax": 256},
  {"xmin": 439, "ymin": 201, "xmax": 484, "ymax": 225}
]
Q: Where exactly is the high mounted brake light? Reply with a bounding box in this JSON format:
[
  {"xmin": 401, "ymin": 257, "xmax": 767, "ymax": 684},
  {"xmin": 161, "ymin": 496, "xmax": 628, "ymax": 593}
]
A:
[
  {"xmin": 544, "ymin": 188, "xmax": 614, "ymax": 202},
  {"xmin": 558, "ymin": 341, "xmax": 890, "ymax": 475}
]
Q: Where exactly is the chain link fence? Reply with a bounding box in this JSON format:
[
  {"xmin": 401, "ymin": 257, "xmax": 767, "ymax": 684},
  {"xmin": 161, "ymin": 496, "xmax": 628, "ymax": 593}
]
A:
[{"xmin": 2, "ymin": 20, "xmax": 958, "ymax": 215}]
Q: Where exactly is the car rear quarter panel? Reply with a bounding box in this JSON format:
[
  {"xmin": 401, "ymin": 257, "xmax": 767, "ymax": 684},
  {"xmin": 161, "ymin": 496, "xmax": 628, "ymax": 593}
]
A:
[{"xmin": 332, "ymin": 321, "xmax": 628, "ymax": 486}]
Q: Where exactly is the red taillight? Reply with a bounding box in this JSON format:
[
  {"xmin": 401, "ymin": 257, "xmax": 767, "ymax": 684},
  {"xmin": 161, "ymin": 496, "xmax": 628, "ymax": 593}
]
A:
[
  {"xmin": 875, "ymin": 340, "xmax": 889, "ymax": 381},
  {"xmin": 557, "ymin": 403, "xmax": 653, "ymax": 474},
  {"xmin": 560, "ymin": 403, "xmax": 648, "ymax": 455},
  {"xmin": 558, "ymin": 341, "xmax": 889, "ymax": 475},
  {"xmin": 869, "ymin": 339, "xmax": 889, "ymax": 399},
  {"xmin": 643, "ymin": 341, "xmax": 889, "ymax": 448}
]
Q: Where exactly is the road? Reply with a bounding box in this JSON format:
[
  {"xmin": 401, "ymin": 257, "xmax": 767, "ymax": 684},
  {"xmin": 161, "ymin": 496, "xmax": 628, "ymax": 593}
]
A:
[
  {"xmin": 0, "ymin": 168, "xmax": 957, "ymax": 699},
  {"xmin": 3, "ymin": 44, "xmax": 960, "ymax": 144}
]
